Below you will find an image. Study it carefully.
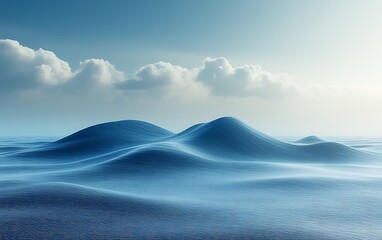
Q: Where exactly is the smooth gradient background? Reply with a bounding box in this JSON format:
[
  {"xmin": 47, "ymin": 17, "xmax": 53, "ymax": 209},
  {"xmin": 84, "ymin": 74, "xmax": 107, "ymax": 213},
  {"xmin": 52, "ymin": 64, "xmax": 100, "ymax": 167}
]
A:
[{"xmin": 1, "ymin": 0, "xmax": 381, "ymax": 136}]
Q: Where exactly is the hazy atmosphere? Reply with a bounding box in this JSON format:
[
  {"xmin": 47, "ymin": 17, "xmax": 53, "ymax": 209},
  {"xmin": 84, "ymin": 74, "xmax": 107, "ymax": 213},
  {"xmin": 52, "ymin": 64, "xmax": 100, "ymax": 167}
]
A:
[
  {"xmin": 1, "ymin": 0, "xmax": 382, "ymax": 136},
  {"xmin": 2, "ymin": 1, "xmax": 382, "ymax": 239}
]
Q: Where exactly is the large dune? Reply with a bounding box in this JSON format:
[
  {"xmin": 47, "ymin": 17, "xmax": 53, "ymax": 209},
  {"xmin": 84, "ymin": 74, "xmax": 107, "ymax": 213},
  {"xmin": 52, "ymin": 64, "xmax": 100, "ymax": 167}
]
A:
[{"xmin": 1, "ymin": 117, "xmax": 382, "ymax": 239}]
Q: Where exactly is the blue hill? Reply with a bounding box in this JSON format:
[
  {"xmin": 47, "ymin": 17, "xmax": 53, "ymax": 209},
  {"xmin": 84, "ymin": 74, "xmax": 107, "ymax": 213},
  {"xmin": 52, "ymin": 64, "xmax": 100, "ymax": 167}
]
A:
[
  {"xmin": 296, "ymin": 135, "xmax": 325, "ymax": 144},
  {"xmin": 16, "ymin": 117, "xmax": 371, "ymax": 162}
]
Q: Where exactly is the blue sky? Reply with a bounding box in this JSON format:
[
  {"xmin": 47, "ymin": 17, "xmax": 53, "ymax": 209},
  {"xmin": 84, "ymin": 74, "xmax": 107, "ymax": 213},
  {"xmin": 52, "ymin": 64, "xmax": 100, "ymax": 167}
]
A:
[{"xmin": 1, "ymin": 0, "xmax": 382, "ymax": 136}]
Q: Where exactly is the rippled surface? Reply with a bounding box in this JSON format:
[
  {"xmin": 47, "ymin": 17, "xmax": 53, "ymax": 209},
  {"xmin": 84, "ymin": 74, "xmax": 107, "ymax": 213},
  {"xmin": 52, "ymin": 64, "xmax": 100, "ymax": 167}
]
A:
[{"xmin": 1, "ymin": 117, "xmax": 382, "ymax": 239}]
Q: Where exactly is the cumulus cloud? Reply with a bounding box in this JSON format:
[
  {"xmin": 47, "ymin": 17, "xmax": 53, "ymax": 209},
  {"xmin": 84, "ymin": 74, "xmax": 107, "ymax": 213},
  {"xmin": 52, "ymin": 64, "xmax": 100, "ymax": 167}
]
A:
[
  {"xmin": 118, "ymin": 61, "xmax": 193, "ymax": 90},
  {"xmin": 118, "ymin": 57, "xmax": 297, "ymax": 99},
  {"xmin": 116, "ymin": 61, "xmax": 207, "ymax": 100},
  {"xmin": 74, "ymin": 59, "xmax": 124, "ymax": 87},
  {"xmin": 0, "ymin": 39, "xmax": 124, "ymax": 92},
  {"xmin": 0, "ymin": 39, "xmax": 298, "ymax": 99},
  {"xmin": 0, "ymin": 39, "xmax": 73, "ymax": 90},
  {"xmin": 197, "ymin": 57, "xmax": 299, "ymax": 97}
]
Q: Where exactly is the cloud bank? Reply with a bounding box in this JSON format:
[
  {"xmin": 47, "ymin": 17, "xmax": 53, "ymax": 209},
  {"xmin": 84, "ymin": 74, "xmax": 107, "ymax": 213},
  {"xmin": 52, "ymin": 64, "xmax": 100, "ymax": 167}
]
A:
[
  {"xmin": 1, "ymin": 39, "xmax": 381, "ymax": 136},
  {"xmin": 0, "ymin": 39, "xmax": 297, "ymax": 98}
]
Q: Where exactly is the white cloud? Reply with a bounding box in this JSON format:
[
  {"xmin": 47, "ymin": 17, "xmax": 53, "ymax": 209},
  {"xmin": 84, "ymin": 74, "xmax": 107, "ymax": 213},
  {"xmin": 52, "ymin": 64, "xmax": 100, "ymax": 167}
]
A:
[
  {"xmin": 74, "ymin": 59, "xmax": 125, "ymax": 87},
  {"xmin": 197, "ymin": 57, "xmax": 299, "ymax": 98},
  {"xmin": 116, "ymin": 61, "xmax": 207, "ymax": 100},
  {"xmin": 118, "ymin": 57, "xmax": 297, "ymax": 99},
  {"xmin": 118, "ymin": 61, "xmax": 193, "ymax": 90},
  {"xmin": 0, "ymin": 39, "xmax": 73, "ymax": 90},
  {"xmin": 0, "ymin": 39, "xmax": 298, "ymax": 99},
  {"xmin": 0, "ymin": 39, "xmax": 124, "ymax": 92}
]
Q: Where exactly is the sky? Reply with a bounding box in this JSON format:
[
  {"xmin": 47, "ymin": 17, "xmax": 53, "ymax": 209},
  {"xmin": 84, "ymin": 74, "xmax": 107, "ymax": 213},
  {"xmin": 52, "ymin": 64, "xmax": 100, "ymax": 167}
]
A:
[{"xmin": 1, "ymin": 0, "xmax": 382, "ymax": 137}]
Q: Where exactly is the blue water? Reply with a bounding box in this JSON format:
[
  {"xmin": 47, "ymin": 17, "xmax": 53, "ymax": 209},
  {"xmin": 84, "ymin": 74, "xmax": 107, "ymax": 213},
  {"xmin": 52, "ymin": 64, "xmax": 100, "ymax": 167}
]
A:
[{"xmin": 1, "ymin": 117, "xmax": 382, "ymax": 239}]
